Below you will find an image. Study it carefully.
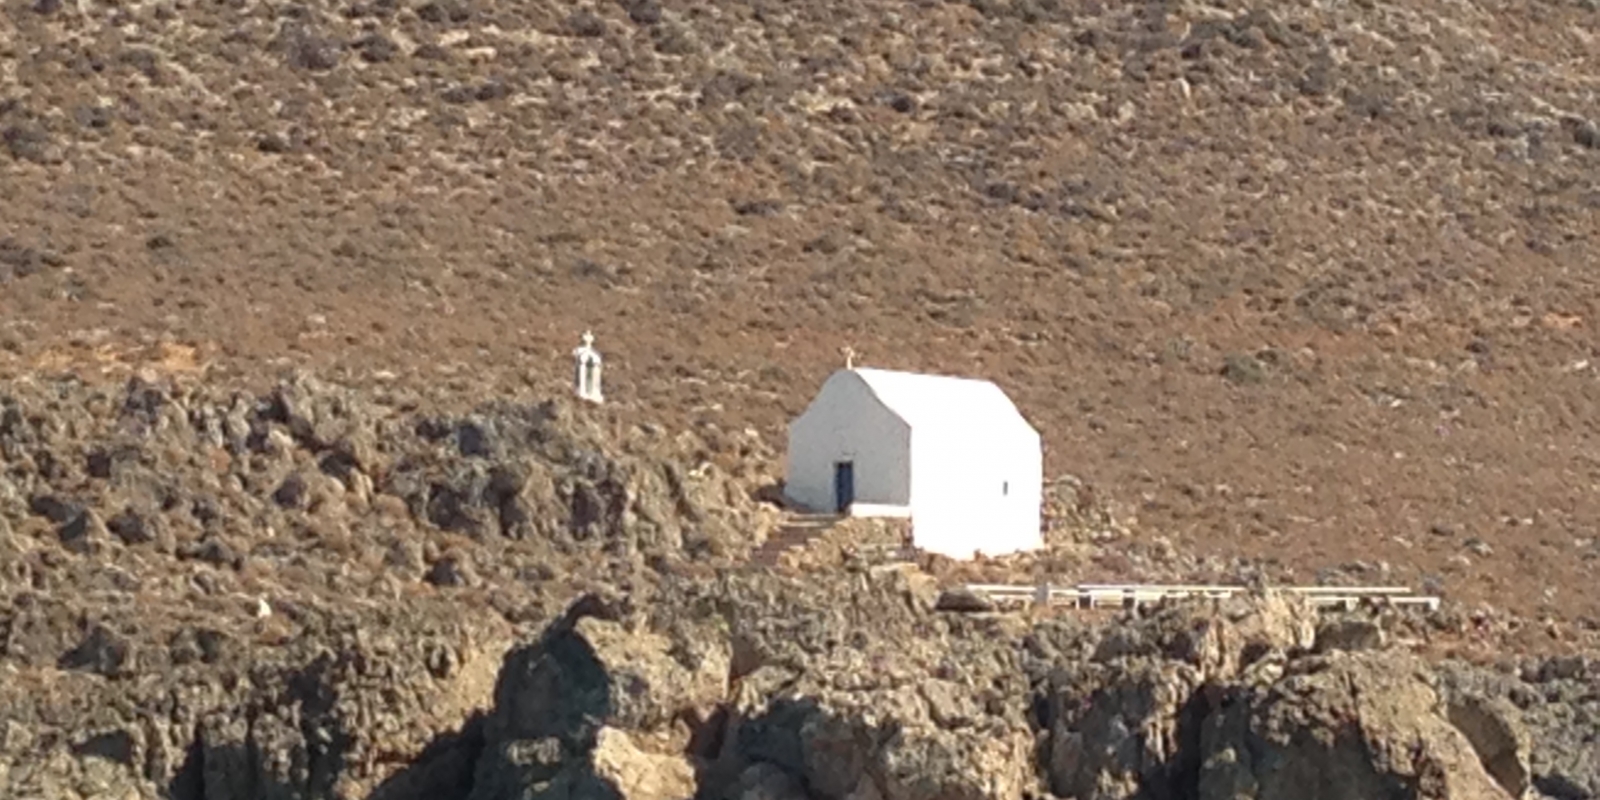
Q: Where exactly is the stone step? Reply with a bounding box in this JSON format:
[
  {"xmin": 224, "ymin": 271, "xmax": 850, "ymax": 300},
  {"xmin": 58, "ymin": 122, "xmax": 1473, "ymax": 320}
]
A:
[
  {"xmin": 751, "ymin": 511, "xmax": 915, "ymax": 569},
  {"xmin": 782, "ymin": 514, "xmax": 844, "ymax": 527},
  {"xmin": 749, "ymin": 529, "xmax": 832, "ymax": 567},
  {"xmin": 779, "ymin": 521, "xmax": 838, "ymax": 533},
  {"xmin": 755, "ymin": 534, "xmax": 823, "ymax": 553},
  {"xmin": 762, "ymin": 531, "xmax": 815, "ymax": 544}
]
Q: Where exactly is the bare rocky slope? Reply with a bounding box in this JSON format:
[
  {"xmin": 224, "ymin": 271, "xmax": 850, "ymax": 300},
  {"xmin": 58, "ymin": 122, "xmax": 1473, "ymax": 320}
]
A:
[
  {"xmin": 3, "ymin": 0, "xmax": 1600, "ymax": 629},
  {"xmin": 5, "ymin": 0, "xmax": 1600, "ymax": 795},
  {"xmin": 0, "ymin": 372, "xmax": 776, "ymax": 798},
  {"xmin": 1, "ymin": 375, "xmax": 1596, "ymax": 799}
]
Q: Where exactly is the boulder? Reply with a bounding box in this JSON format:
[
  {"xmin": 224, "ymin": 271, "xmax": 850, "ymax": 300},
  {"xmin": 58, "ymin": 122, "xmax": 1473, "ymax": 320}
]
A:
[
  {"xmin": 1043, "ymin": 660, "xmax": 1208, "ymax": 800},
  {"xmin": 482, "ymin": 600, "xmax": 730, "ymax": 741},
  {"xmin": 469, "ymin": 594, "xmax": 729, "ymax": 800},
  {"xmin": 590, "ymin": 726, "xmax": 698, "ymax": 800},
  {"xmin": 1185, "ymin": 592, "xmax": 1318, "ymax": 679},
  {"xmin": 935, "ymin": 587, "xmax": 997, "ymax": 613},
  {"xmin": 1444, "ymin": 694, "xmax": 1532, "ymax": 799},
  {"xmin": 707, "ymin": 586, "xmax": 1039, "ymax": 800},
  {"xmin": 1314, "ymin": 617, "xmax": 1387, "ymax": 654},
  {"xmin": 1436, "ymin": 659, "xmax": 1600, "ymax": 800},
  {"xmin": 1197, "ymin": 652, "xmax": 1515, "ymax": 800},
  {"xmin": 725, "ymin": 688, "xmax": 1035, "ymax": 800},
  {"xmin": 1039, "ymin": 592, "xmax": 1318, "ymax": 800}
]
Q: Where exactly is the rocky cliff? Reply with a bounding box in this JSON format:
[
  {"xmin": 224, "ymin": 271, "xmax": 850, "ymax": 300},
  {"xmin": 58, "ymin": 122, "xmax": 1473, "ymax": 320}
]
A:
[
  {"xmin": 0, "ymin": 372, "xmax": 774, "ymax": 798},
  {"xmin": 356, "ymin": 572, "xmax": 1600, "ymax": 800},
  {"xmin": 1, "ymin": 376, "xmax": 1596, "ymax": 800}
]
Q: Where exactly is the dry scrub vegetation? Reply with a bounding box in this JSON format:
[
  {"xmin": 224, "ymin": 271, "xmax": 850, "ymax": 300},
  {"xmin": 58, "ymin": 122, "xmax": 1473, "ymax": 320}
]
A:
[{"xmin": 2, "ymin": 0, "xmax": 1599, "ymax": 632}]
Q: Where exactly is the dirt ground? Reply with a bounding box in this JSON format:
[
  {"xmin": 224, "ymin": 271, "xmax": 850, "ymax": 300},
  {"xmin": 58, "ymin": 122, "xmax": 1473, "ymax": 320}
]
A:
[{"xmin": 3, "ymin": 0, "xmax": 1599, "ymax": 634}]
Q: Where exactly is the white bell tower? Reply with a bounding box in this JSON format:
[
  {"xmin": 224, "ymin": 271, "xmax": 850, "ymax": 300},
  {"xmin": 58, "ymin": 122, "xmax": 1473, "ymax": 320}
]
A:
[{"xmin": 572, "ymin": 330, "xmax": 604, "ymax": 404}]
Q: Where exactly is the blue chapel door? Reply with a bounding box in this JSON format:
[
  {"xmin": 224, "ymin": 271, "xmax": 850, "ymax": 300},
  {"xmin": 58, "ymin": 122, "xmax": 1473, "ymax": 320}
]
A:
[{"xmin": 833, "ymin": 461, "xmax": 854, "ymax": 513}]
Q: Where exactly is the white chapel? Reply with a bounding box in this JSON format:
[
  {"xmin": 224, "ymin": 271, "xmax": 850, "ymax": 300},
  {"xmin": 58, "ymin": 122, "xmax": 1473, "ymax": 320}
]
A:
[{"xmin": 783, "ymin": 365, "xmax": 1044, "ymax": 560}]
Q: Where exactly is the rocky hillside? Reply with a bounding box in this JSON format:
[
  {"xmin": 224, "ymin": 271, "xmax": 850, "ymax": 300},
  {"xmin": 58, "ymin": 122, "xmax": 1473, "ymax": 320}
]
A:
[
  {"xmin": 3, "ymin": 0, "xmax": 1600, "ymax": 627},
  {"xmin": 0, "ymin": 372, "xmax": 775, "ymax": 798},
  {"xmin": 5, "ymin": 0, "xmax": 1600, "ymax": 793},
  {"xmin": 1, "ymin": 375, "xmax": 1596, "ymax": 799}
]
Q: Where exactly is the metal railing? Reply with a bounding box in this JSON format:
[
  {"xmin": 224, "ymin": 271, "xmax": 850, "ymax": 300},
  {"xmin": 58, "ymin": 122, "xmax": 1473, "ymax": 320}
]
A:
[{"xmin": 959, "ymin": 582, "xmax": 1441, "ymax": 612}]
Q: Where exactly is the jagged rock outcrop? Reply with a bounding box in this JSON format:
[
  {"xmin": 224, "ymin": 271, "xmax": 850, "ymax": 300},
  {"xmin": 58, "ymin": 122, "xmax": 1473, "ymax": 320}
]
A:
[
  {"xmin": 1, "ymin": 373, "xmax": 775, "ymax": 574},
  {"xmin": 2, "ymin": 376, "xmax": 1597, "ymax": 800},
  {"xmin": 701, "ymin": 572, "xmax": 1040, "ymax": 800},
  {"xmin": 467, "ymin": 591, "xmax": 727, "ymax": 800},
  {"xmin": 430, "ymin": 577, "xmax": 1598, "ymax": 800},
  {"xmin": 0, "ymin": 607, "xmax": 511, "ymax": 800},
  {"xmin": 1443, "ymin": 692, "xmax": 1533, "ymax": 799},
  {"xmin": 1198, "ymin": 652, "xmax": 1514, "ymax": 800},
  {"xmin": 1436, "ymin": 658, "xmax": 1599, "ymax": 800},
  {"xmin": 1037, "ymin": 592, "xmax": 1318, "ymax": 800},
  {"xmin": 0, "ymin": 374, "xmax": 776, "ymax": 799},
  {"xmin": 6, "ymin": 559, "xmax": 1599, "ymax": 800},
  {"xmin": 459, "ymin": 570, "xmax": 1043, "ymax": 800},
  {"xmin": 589, "ymin": 727, "xmax": 699, "ymax": 800}
]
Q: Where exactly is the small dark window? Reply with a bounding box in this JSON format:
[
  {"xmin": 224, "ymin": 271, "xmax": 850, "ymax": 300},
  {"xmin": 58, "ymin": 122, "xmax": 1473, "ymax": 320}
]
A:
[{"xmin": 1002, "ymin": 481, "xmax": 1009, "ymax": 496}]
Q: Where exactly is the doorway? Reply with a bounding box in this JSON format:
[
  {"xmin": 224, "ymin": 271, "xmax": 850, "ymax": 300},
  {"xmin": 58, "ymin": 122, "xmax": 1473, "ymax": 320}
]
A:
[{"xmin": 833, "ymin": 461, "xmax": 855, "ymax": 513}]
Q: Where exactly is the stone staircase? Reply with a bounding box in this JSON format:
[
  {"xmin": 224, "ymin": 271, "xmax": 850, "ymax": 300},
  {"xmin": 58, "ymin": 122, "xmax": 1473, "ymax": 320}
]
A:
[
  {"xmin": 749, "ymin": 512, "xmax": 923, "ymax": 570},
  {"xmin": 749, "ymin": 512, "xmax": 844, "ymax": 569}
]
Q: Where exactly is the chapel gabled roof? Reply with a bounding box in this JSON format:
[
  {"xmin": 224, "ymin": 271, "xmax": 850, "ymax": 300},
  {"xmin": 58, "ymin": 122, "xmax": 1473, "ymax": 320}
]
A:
[{"xmin": 845, "ymin": 367, "xmax": 1036, "ymax": 434}]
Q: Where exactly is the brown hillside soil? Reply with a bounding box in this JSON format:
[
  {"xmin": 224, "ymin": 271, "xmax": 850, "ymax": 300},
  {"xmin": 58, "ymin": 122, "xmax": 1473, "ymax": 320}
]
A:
[{"xmin": 3, "ymin": 0, "xmax": 1599, "ymax": 633}]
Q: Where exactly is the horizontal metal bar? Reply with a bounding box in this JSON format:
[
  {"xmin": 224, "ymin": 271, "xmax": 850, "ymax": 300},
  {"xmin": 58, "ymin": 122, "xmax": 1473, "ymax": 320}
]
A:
[
  {"xmin": 1073, "ymin": 584, "xmax": 1414, "ymax": 595},
  {"xmin": 966, "ymin": 583, "xmax": 1415, "ymax": 596},
  {"xmin": 959, "ymin": 583, "xmax": 1441, "ymax": 614}
]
